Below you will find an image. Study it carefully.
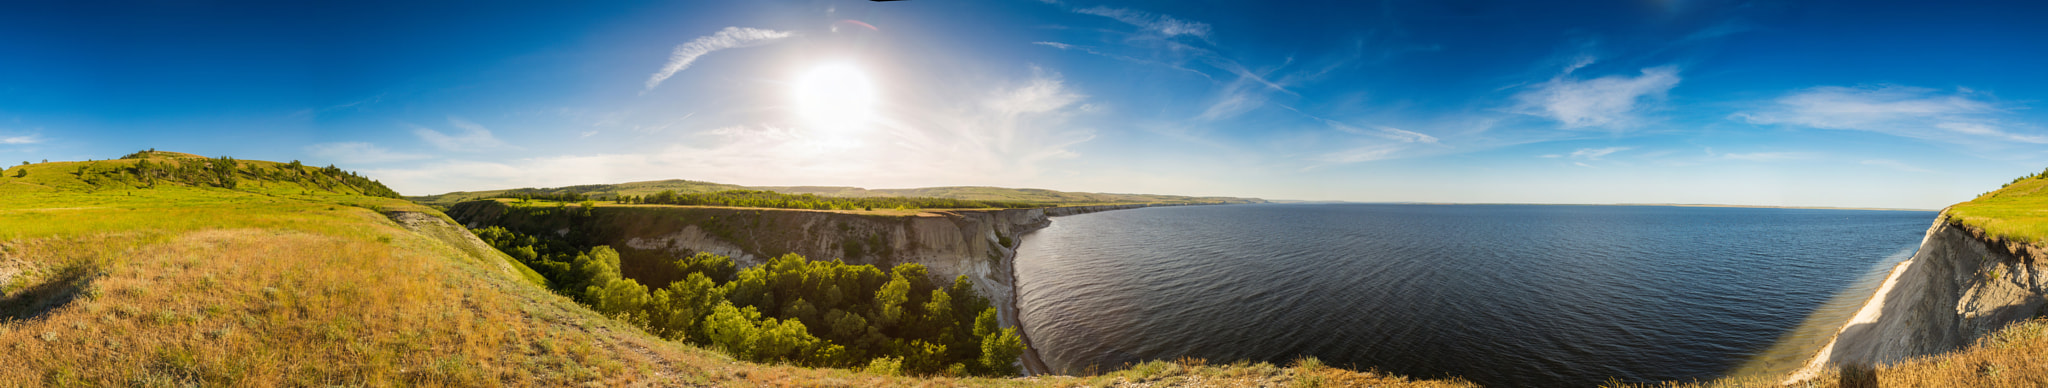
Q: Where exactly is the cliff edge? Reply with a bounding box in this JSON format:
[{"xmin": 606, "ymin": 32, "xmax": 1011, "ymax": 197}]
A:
[
  {"xmin": 445, "ymin": 200, "xmax": 1157, "ymax": 375},
  {"xmin": 1789, "ymin": 211, "xmax": 2048, "ymax": 381}
]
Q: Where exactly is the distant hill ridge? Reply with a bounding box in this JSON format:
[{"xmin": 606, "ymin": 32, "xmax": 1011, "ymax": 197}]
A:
[{"xmin": 409, "ymin": 179, "xmax": 1265, "ymax": 207}]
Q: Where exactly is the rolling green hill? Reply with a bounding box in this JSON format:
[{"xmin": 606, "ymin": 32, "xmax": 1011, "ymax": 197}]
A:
[{"xmin": 408, "ymin": 179, "xmax": 1265, "ymax": 208}]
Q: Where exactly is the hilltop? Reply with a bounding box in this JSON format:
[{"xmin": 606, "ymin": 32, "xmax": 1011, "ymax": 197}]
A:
[
  {"xmin": 0, "ymin": 153, "xmax": 1458, "ymax": 387},
  {"xmin": 408, "ymin": 179, "xmax": 1265, "ymax": 209}
]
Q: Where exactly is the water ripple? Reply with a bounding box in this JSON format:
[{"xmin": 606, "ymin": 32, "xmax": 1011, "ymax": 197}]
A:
[{"xmin": 1016, "ymin": 204, "xmax": 1933, "ymax": 387}]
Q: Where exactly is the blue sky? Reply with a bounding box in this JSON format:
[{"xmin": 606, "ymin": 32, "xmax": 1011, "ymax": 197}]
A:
[{"xmin": 3, "ymin": 0, "xmax": 2045, "ymax": 209}]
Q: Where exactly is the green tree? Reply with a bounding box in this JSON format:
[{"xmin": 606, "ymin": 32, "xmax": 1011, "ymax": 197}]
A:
[
  {"xmin": 872, "ymin": 272, "xmax": 910, "ymax": 328},
  {"xmin": 648, "ymin": 273, "xmax": 725, "ymax": 341},
  {"xmin": 900, "ymin": 339, "xmax": 950, "ymax": 375},
  {"xmin": 979, "ymin": 326, "xmax": 1025, "ymax": 376},
  {"xmin": 704, "ymin": 301, "xmax": 826, "ymax": 365},
  {"xmin": 587, "ymin": 277, "xmax": 651, "ymax": 323},
  {"xmin": 570, "ymin": 246, "xmax": 624, "ymax": 298},
  {"xmin": 676, "ymin": 252, "xmax": 738, "ymax": 283}
]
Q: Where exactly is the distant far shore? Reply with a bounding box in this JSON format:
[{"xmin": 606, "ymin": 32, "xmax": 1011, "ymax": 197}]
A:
[{"xmin": 1261, "ymin": 201, "xmax": 1936, "ymax": 212}]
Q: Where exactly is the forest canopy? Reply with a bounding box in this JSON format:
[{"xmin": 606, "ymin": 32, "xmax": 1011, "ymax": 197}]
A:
[{"xmin": 472, "ymin": 226, "xmax": 1026, "ymax": 376}]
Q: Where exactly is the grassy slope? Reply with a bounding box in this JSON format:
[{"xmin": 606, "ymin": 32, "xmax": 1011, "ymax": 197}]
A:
[
  {"xmin": 407, "ymin": 179, "xmax": 1264, "ymax": 208},
  {"xmin": 0, "ymin": 158, "xmax": 710, "ymax": 385},
  {"xmin": 1, "ymin": 156, "xmax": 1455, "ymax": 387},
  {"xmin": 1945, "ymin": 174, "xmax": 2048, "ymax": 246}
]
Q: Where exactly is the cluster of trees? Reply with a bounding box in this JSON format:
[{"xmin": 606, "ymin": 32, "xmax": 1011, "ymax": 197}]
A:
[
  {"xmin": 597, "ymin": 189, "xmax": 1044, "ymax": 211},
  {"xmin": 60, "ymin": 150, "xmax": 402, "ymax": 198},
  {"xmin": 472, "ymin": 226, "xmax": 1026, "ymax": 376},
  {"xmin": 2001, "ymin": 167, "xmax": 2048, "ymax": 189}
]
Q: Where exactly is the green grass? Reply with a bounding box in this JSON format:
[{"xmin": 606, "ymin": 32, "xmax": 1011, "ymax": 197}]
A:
[{"xmin": 1945, "ymin": 174, "xmax": 2048, "ymax": 246}]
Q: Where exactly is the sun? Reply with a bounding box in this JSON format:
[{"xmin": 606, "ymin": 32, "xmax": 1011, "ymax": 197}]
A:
[{"xmin": 791, "ymin": 62, "xmax": 877, "ymax": 133}]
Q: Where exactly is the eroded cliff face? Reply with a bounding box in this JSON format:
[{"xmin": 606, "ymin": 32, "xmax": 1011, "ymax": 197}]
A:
[
  {"xmin": 446, "ymin": 201, "xmax": 1159, "ymax": 375},
  {"xmin": 444, "ymin": 200, "xmax": 1151, "ymax": 374},
  {"xmin": 1790, "ymin": 216, "xmax": 2048, "ymax": 381}
]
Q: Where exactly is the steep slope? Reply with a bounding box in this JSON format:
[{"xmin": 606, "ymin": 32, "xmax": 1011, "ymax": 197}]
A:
[
  {"xmin": 1771, "ymin": 171, "xmax": 2048, "ymax": 386},
  {"xmin": 0, "ymin": 156, "xmax": 706, "ymax": 385},
  {"xmin": 443, "ymin": 199, "xmax": 1154, "ymax": 373}
]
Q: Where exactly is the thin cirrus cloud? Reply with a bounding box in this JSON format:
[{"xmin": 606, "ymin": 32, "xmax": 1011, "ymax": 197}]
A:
[
  {"xmin": 1513, "ymin": 65, "xmax": 1682, "ymax": 129},
  {"xmin": 1074, "ymin": 6, "xmax": 1211, "ymax": 38},
  {"xmin": 643, "ymin": 26, "xmax": 796, "ymax": 93},
  {"xmin": 414, "ymin": 118, "xmax": 514, "ymax": 152},
  {"xmin": 1, "ymin": 134, "xmax": 41, "ymax": 145},
  {"xmin": 1733, "ymin": 85, "xmax": 2048, "ymax": 146},
  {"xmin": 1312, "ymin": 121, "xmax": 1442, "ymax": 166},
  {"xmin": 1542, "ymin": 146, "xmax": 1630, "ymax": 160},
  {"xmin": 304, "ymin": 142, "xmax": 429, "ymax": 164},
  {"xmin": 1861, "ymin": 159, "xmax": 1934, "ymax": 173},
  {"xmin": 1721, "ymin": 151, "xmax": 1814, "ymax": 162},
  {"xmin": 1569, "ymin": 146, "xmax": 1629, "ymax": 160}
]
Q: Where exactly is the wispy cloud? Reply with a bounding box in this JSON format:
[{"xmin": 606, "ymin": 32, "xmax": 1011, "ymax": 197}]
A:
[
  {"xmin": 1733, "ymin": 85, "xmax": 2048, "ymax": 146},
  {"xmin": 1721, "ymin": 151, "xmax": 1813, "ymax": 162},
  {"xmin": 1074, "ymin": 6, "xmax": 1211, "ymax": 38},
  {"xmin": 1309, "ymin": 119, "xmax": 1444, "ymax": 166},
  {"xmin": 1196, "ymin": 78, "xmax": 1265, "ymax": 121},
  {"xmin": 305, "ymin": 142, "xmax": 429, "ymax": 164},
  {"xmin": 1317, "ymin": 143, "xmax": 1407, "ymax": 164},
  {"xmin": 1568, "ymin": 146, "xmax": 1629, "ymax": 160},
  {"xmin": 1861, "ymin": 159, "xmax": 1933, "ymax": 173},
  {"xmin": 1033, "ymin": 41, "xmax": 1216, "ymax": 81},
  {"xmin": 414, "ymin": 117, "xmax": 514, "ymax": 152},
  {"xmin": 643, "ymin": 27, "xmax": 795, "ymax": 93},
  {"xmin": 1, "ymin": 134, "xmax": 40, "ymax": 145},
  {"xmin": 1513, "ymin": 65, "xmax": 1681, "ymax": 128},
  {"xmin": 1323, "ymin": 120, "xmax": 1438, "ymax": 144}
]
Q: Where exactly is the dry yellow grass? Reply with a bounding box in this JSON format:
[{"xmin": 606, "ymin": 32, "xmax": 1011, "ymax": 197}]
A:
[
  {"xmin": 1628, "ymin": 320, "xmax": 2048, "ymax": 388},
  {"xmin": 0, "ymin": 214, "xmax": 707, "ymax": 385}
]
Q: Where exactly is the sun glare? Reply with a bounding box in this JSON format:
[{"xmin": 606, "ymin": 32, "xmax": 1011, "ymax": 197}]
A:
[{"xmin": 792, "ymin": 62, "xmax": 877, "ymax": 133}]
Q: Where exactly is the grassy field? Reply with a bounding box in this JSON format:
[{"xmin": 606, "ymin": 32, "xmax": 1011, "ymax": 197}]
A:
[
  {"xmin": 0, "ymin": 155, "xmax": 1456, "ymax": 387},
  {"xmin": 407, "ymin": 179, "xmax": 1264, "ymax": 208},
  {"xmin": 1944, "ymin": 170, "xmax": 2048, "ymax": 246}
]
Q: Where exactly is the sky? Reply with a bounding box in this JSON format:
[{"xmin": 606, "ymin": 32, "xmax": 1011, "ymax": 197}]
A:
[{"xmin": 2, "ymin": 0, "xmax": 2046, "ymax": 209}]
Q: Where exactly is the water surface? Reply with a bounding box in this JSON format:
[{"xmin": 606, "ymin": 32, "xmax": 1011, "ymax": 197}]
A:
[{"xmin": 1015, "ymin": 203, "xmax": 1933, "ymax": 387}]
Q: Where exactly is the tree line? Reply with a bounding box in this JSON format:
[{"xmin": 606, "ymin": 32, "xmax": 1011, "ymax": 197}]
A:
[
  {"xmin": 472, "ymin": 226, "xmax": 1026, "ymax": 376},
  {"xmin": 508, "ymin": 189, "xmax": 1047, "ymax": 210},
  {"xmin": 58, "ymin": 150, "xmax": 401, "ymax": 197}
]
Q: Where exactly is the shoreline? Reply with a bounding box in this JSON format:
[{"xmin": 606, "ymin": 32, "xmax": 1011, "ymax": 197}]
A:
[
  {"xmin": 1005, "ymin": 203, "xmax": 1178, "ymax": 376},
  {"xmin": 1285, "ymin": 201, "xmax": 1936, "ymax": 212}
]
